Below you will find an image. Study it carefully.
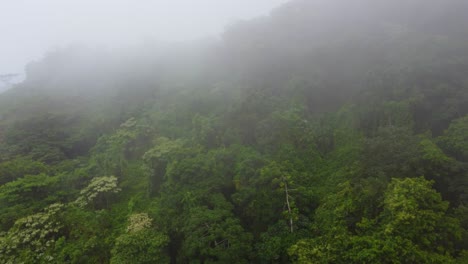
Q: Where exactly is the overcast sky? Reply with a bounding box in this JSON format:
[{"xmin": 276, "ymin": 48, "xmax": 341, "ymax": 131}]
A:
[{"xmin": 0, "ymin": 0, "xmax": 288, "ymax": 79}]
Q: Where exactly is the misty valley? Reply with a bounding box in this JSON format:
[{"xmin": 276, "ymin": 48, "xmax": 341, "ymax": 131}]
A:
[{"xmin": 1, "ymin": 0, "xmax": 468, "ymax": 263}]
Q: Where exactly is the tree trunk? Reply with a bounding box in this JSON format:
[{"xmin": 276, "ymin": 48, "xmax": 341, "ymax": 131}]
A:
[{"xmin": 283, "ymin": 178, "xmax": 293, "ymax": 233}]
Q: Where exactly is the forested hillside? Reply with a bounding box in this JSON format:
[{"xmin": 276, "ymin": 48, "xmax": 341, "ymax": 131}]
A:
[{"xmin": 1, "ymin": 0, "xmax": 468, "ymax": 263}]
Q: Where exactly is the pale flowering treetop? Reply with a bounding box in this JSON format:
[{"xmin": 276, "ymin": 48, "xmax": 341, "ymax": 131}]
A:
[
  {"xmin": 126, "ymin": 213, "xmax": 153, "ymax": 233},
  {"xmin": 74, "ymin": 176, "xmax": 121, "ymax": 208}
]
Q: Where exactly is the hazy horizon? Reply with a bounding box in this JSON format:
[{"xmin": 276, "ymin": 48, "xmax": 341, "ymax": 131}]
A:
[{"xmin": 0, "ymin": 0, "xmax": 288, "ymax": 81}]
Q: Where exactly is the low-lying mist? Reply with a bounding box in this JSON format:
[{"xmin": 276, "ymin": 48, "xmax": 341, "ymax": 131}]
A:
[{"xmin": 1, "ymin": 1, "xmax": 468, "ymax": 263}]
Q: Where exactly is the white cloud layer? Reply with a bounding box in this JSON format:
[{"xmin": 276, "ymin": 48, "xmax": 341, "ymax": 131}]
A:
[{"xmin": 0, "ymin": 0, "xmax": 287, "ymax": 76}]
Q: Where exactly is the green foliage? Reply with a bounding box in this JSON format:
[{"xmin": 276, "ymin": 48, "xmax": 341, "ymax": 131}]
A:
[
  {"xmin": 179, "ymin": 194, "xmax": 253, "ymax": 263},
  {"xmin": 89, "ymin": 118, "xmax": 142, "ymax": 177},
  {"xmin": 2, "ymin": 114, "xmax": 93, "ymax": 163},
  {"xmin": 0, "ymin": 0, "xmax": 468, "ymax": 262},
  {"xmin": 0, "ymin": 157, "xmax": 50, "ymax": 185},
  {"xmin": 143, "ymin": 137, "xmax": 188, "ymax": 196},
  {"xmin": 289, "ymin": 177, "xmax": 462, "ymax": 263},
  {"xmin": 111, "ymin": 213, "xmax": 169, "ymax": 264},
  {"xmin": 256, "ymin": 221, "xmax": 309, "ymax": 264},
  {"xmin": 382, "ymin": 178, "xmax": 461, "ymax": 252},
  {"xmin": 0, "ymin": 174, "xmax": 58, "ymax": 203},
  {"xmin": 438, "ymin": 115, "xmax": 468, "ymax": 161},
  {"xmin": 0, "ymin": 173, "xmax": 59, "ymax": 230},
  {"xmin": 191, "ymin": 114, "xmax": 220, "ymax": 147},
  {"xmin": 361, "ymin": 126, "xmax": 421, "ymax": 178},
  {"xmin": 0, "ymin": 203, "xmax": 64, "ymax": 263},
  {"xmin": 53, "ymin": 205, "xmax": 116, "ymax": 263}
]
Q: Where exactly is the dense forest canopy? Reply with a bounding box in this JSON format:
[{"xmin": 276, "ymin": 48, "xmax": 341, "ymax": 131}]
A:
[{"xmin": 1, "ymin": 0, "xmax": 468, "ymax": 263}]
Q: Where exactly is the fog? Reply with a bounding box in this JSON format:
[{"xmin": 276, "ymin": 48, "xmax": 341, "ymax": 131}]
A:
[
  {"xmin": 0, "ymin": 0, "xmax": 287, "ymax": 82},
  {"xmin": 1, "ymin": 0, "xmax": 467, "ymax": 97},
  {"xmin": 1, "ymin": 1, "xmax": 468, "ymax": 262}
]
